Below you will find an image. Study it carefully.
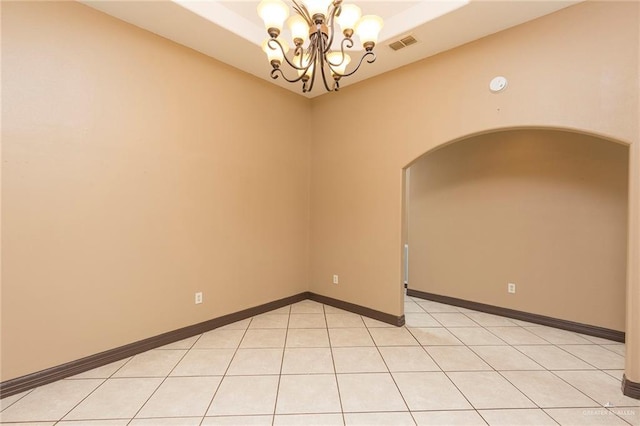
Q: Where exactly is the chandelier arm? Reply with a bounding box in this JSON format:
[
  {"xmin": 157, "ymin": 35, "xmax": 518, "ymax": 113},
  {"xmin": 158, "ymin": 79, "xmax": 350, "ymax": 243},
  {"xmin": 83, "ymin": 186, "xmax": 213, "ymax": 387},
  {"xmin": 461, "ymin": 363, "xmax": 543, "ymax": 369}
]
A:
[
  {"xmin": 268, "ymin": 39, "xmax": 305, "ymax": 71},
  {"xmin": 324, "ymin": 4, "xmax": 339, "ymax": 54},
  {"xmin": 270, "ymin": 67, "xmax": 308, "ymax": 84},
  {"xmin": 306, "ymin": 44, "xmax": 319, "ymax": 92},
  {"xmin": 336, "ymin": 51, "xmax": 376, "ymax": 78},
  {"xmin": 291, "ymin": 0, "xmax": 312, "ymax": 25},
  {"xmin": 319, "ymin": 53, "xmax": 333, "ymax": 92},
  {"xmin": 326, "ymin": 36, "xmax": 353, "ymax": 70}
]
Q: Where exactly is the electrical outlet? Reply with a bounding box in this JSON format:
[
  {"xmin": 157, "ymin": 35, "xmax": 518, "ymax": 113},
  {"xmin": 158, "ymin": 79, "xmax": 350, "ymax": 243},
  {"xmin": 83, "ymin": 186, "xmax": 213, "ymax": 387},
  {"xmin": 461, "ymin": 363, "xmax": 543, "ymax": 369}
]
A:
[
  {"xmin": 332, "ymin": 275, "xmax": 339, "ymax": 285},
  {"xmin": 195, "ymin": 292, "xmax": 203, "ymax": 304},
  {"xmin": 508, "ymin": 283, "xmax": 516, "ymax": 294}
]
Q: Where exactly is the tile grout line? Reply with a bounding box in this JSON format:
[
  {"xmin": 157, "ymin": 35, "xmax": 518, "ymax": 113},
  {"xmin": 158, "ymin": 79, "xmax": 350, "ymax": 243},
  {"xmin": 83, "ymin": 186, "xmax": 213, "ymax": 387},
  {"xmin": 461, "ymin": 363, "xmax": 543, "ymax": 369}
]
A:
[
  {"xmin": 125, "ymin": 344, "xmax": 196, "ymax": 424},
  {"xmin": 368, "ymin": 321, "xmax": 419, "ymax": 425},
  {"xmin": 324, "ymin": 303, "xmax": 347, "ymax": 426},
  {"xmin": 410, "ymin": 296, "xmax": 492, "ymax": 425},
  {"xmin": 199, "ymin": 316, "xmax": 256, "ymax": 426},
  {"xmin": 271, "ymin": 305, "xmax": 292, "ymax": 425}
]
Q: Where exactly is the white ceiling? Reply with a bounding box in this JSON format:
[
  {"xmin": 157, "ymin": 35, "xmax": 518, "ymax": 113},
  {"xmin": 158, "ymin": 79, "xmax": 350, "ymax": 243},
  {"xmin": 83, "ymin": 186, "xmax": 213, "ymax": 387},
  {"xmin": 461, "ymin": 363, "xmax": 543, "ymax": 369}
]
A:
[{"xmin": 80, "ymin": 0, "xmax": 582, "ymax": 98}]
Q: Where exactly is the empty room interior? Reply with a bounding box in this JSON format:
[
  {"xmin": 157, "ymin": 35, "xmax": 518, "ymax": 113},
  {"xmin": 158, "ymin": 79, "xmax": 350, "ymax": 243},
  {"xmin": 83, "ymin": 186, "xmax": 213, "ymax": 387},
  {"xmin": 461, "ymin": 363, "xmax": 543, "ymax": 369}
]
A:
[{"xmin": 1, "ymin": 0, "xmax": 639, "ymax": 425}]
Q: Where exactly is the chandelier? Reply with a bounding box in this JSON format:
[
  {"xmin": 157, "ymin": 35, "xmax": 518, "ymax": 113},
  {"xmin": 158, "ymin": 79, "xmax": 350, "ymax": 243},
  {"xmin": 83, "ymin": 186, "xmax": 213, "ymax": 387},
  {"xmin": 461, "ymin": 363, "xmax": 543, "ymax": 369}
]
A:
[{"xmin": 257, "ymin": 0, "xmax": 383, "ymax": 93}]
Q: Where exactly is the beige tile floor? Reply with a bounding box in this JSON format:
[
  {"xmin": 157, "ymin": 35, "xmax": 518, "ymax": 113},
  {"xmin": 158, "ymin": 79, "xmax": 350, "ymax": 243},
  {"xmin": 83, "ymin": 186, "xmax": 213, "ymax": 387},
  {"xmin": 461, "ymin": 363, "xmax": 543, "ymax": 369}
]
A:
[{"xmin": 1, "ymin": 295, "xmax": 639, "ymax": 425}]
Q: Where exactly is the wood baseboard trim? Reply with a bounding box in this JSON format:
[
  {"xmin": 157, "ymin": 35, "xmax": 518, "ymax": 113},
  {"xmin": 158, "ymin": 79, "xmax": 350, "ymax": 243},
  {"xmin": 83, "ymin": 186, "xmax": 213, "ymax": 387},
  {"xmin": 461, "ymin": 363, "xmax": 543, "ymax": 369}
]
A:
[
  {"xmin": 407, "ymin": 289, "xmax": 625, "ymax": 343},
  {"xmin": 0, "ymin": 291, "xmax": 403, "ymax": 398},
  {"xmin": 622, "ymin": 374, "xmax": 640, "ymax": 400},
  {"xmin": 0, "ymin": 292, "xmax": 309, "ymax": 398},
  {"xmin": 308, "ymin": 292, "xmax": 405, "ymax": 327}
]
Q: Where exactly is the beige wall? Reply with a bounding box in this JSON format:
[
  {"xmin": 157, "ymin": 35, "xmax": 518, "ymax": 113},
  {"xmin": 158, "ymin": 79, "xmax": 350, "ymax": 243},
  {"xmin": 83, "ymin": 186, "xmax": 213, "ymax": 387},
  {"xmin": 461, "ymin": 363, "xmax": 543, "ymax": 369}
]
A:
[
  {"xmin": 408, "ymin": 130, "xmax": 628, "ymax": 331},
  {"xmin": 1, "ymin": 1, "xmax": 311, "ymax": 381},
  {"xmin": 309, "ymin": 1, "xmax": 639, "ymax": 381}
]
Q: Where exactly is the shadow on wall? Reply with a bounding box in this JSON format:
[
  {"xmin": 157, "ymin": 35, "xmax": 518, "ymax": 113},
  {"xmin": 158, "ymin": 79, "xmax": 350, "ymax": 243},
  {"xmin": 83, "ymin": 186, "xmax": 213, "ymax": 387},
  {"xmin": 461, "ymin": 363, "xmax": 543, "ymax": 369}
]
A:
[{"xmin": 405, "ymin": 128, "xmax": 629, "ymax": 331}]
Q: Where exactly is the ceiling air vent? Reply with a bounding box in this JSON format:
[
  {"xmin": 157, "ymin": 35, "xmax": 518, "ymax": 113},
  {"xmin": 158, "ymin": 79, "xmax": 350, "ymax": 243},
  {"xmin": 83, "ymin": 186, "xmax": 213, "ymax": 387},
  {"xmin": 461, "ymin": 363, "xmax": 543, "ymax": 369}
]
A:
[{"xmin": 389, "ymin": 35, "xmax": 418, "ymax": 51}]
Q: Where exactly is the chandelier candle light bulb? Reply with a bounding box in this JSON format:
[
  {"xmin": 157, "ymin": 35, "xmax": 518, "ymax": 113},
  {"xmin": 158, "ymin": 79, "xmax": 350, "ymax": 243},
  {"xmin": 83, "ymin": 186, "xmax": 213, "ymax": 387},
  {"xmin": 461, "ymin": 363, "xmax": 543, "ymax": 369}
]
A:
[{"xmin": 257, "ymin": 0, "xmax": 383, "ymax": 93}]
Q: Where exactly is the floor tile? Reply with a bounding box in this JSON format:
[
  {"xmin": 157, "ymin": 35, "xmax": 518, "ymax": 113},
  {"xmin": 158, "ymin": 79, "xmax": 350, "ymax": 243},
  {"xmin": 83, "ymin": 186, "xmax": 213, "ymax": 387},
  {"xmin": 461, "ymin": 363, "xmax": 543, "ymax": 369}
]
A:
[
  {"xmin": 0, "ymin": 379, "xmax": 103, "ymax": 422},
  {"xmin": 275, "ymin": 374, "xmax": 341, "ymax": 414},
  {"xmin": 447, "ymin": 327, "xmax": 506, "ymax": 346},
  {"xmin": 553, "ymin": 370, "xmax": 640, "ymax": 408},
  {"xmin": 324, "ymin": 305, "xmax": 351, "ymax": 314},
  {"xmin": 559, "ymin": 345, "xmax": 626, "ymax": 369},
  {"xmin": 137, "ymin": 376, "xmax": 221, "ymax": 417},
  {"xmin": 274, "ymin": 413, "xmax": 344, "ymax": 425},
  {"xmin": 392, "ymin": 372, "xmax": 471, "ymax": 411},
  {"xmin": 412, "ymin": 410, "xmax": 487, "ymax": 426},
  {"xmin": 545, "ymin": 408, "xmax": 630, "ymax": 425},
  {"xmin": 248, "ymin": 314, "xmax": 289, "ymax": 329},
  {"xmin": 362, "ymin": 317, "xmax": 395, "ymax": 328},
  {"xmin": 604, "ymin": 370, "xmax": 625, "ymax": 381},
  {"xmin": 281, "ymin": 347, "xmax": 334, "ymax": 374},
  {"xmin": 378, "ymin": 346, "xmax": 440, "ymax": 372},
  {"xmin": 193, "ymin": 329, "xmax": 245, "ymax": 349},
  {"xmin": 170, "ymin": 349, "xmax": 235, "ymax": 376},
  {"xmin": 57, "ymin": 421, "xmax": 129, "ymax": 426},
  {"xmin": 63, "ymin": 378, "xmax": 162, "ymax": 420},
  {"xmin": 404, "ymin": 313, "xmax": 442, "ymax": 328},
  {"xmin": 601, "ymin": 344, "xmax": 626, "ymax": 356},
  {"xmin": 337, "ymin": 373, "xmax": 408, "ymax": 412},
  {"xmin": 368, "ymin": 327, "xmax": 419, "ymax": 346},
  {"xmin": 416, "ymin": 301, "xmax": 460, "ymax": 313},
  {"xmin": 328, "ymin": 328, "xmax": 375, "ymax": 347},
  {"xmin": 288, "ymin": 313, "xmax": 326, "ymax": 329},
  {"xmin": 470, "ymin": 346, "xmax": 543, "ymax": 371},
  {"xmin": 608, "ymin": 407, "xmax": 639, "ymax": 424},
  {"xmin": 409, "ymin": 328, "xmax": 463, "ymax": 346},
  {"xmin": 201, "ymin": 415, "xmax": 273, "ymax": 425},
  {"xmin": 326, "ymin": 313, "xmax": 365, "ymax": 328},
  {"xmin": 207, "ymin": 375, "xmax": 279, "ymax": 416},
  {"xmin": 112, "ymin": 350, "xmax": 185, "ymax": 378},
  {"xmin": 523, "ymin": 326, "xmax": 593, "ymax": 345},
  {"xmin": 431, "ymin": 313, "xmax": 479, "ymax": 327},
  {"xmin": 66, "ymin": 358, "xmax": 131, "ymax": 379},
  {"xmin": 426, "ymin": 346, "xmax": 492, "ymax": 371},
  {"xmin": 0, "ymin": 389, "xmax": 31, "ymax": 411},
  {"xmin": 332, "ymin": 347, "xmax": 388, "ymax": 373},
  {"xmin": 501, "ymin": 370, "xmax": 599, "ymax": 408},
  {"xmin": 290, "ymin": 300, "xmax": 324, "ymax": 314},
  {"xmin": 404, "ymin": 301, "xmax": 426, "ymax": 313},
  {"xmin": 226, "ymin": 348, "xmax": 283, "ymax": 375},
  {"xmin": 157, "ymin": 336, "xmax": 200, "ymax": 350},
  {"xmin": 286, "ymin": 328, "xmax": 330, "ymax": 347},
  {"xmin": 130, "ymin": 418, "xmax": 202, "ymax": 426},
  {"xmin": 216, "ymin": 318, "xmax": 251, "ymax": 330},
  {"xmin": 514, "ymin": 345, "xmax": 595, "ymax": 370},
  {"xmin": 0, "ymin": 422, "xmax": 56, "ymax": 426},
  {"xmin": 465, "ymin": 312, "xmax": 519, "ymax": 327},
  {"xmin": 478, "ymin": 408, "xmax": 557, "ymax": 425},
  {"xmin": 579, "ymin": 334, "xmax": 622, "ymax": 345},
  {"xmin": 4, "ymin": 298, "xmax": 636, "ymax": 425},
  {"xmin": 344, "ymin": 411, "xmax": 416, "ymax": 425},
  {"xmin": 447, "ymin": 371, "xmax": 536, "ymax": 409},
  {"xmin": 485, "ymin": 327, "xmax": 549, "ymax": 345},
  {"xmin": 240, "ymin": 329, "xmax": 286, "ymax": 348}
]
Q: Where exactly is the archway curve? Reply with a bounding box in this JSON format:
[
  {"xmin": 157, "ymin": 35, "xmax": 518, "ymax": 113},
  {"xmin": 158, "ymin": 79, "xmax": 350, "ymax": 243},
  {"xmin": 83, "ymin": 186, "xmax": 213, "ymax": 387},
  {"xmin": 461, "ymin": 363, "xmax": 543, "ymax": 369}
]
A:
[
  {"xmin": 402, "ymin": 125, "xmax": 632, "ymax": 171},
  {"xmin": 400, "ymin": 124, "xmax": 637, "ymax": 398}
]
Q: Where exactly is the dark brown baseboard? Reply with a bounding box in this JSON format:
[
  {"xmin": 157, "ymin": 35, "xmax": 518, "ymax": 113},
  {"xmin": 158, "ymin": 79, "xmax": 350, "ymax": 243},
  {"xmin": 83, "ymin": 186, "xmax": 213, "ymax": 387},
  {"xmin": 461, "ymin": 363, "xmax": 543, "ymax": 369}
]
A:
[
  {"xmin": 308, "ymin": 292, "xmax": 405, "ymax": 327},
  {"xmin": 0, "ymin": 292, "xmax": 308, "ymax": 399},
  {"xmin": 622, "ymin": 374, "xmax": 640, "ymax": 399},
  {"xmin": 0, "ymin": 291, "xmax": 402, "ymax": 398},
  {"xmin": 407, "ymin": 289, "xmax": 625, "ymax": 343}
]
